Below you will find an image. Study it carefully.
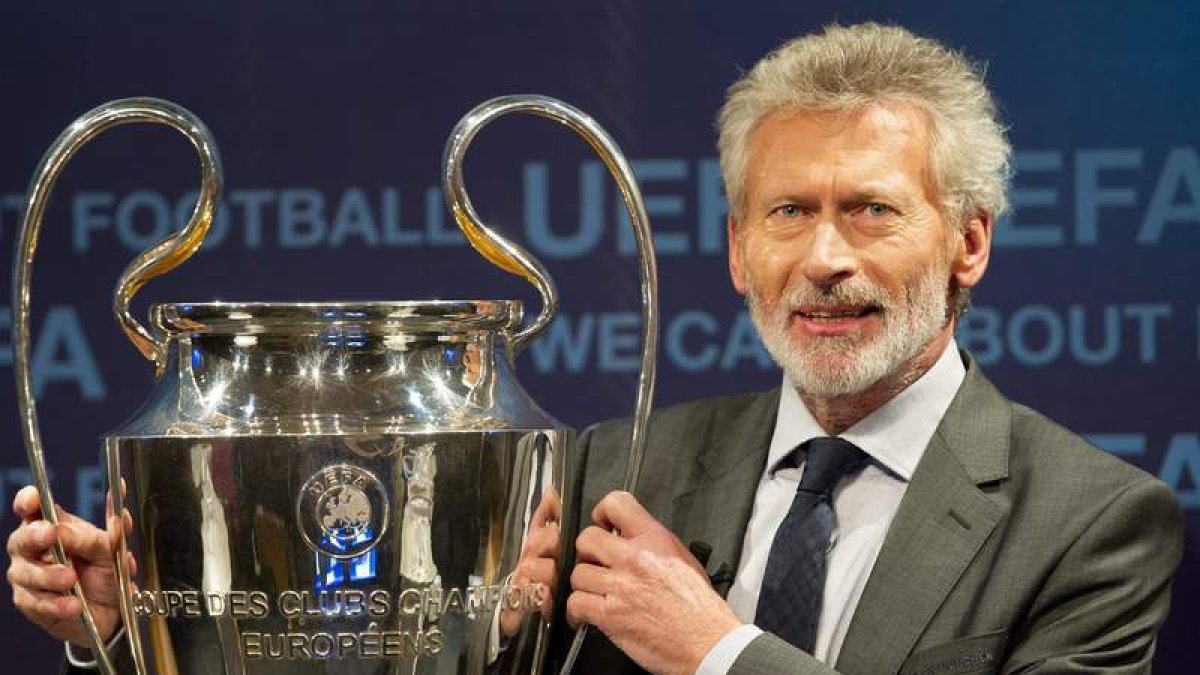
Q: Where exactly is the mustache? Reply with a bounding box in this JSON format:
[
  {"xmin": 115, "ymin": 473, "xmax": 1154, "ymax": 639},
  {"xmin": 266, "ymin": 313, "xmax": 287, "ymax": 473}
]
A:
[{"xmin": 783, "ymin": 279, "xmax": 891, "ymax": 311}]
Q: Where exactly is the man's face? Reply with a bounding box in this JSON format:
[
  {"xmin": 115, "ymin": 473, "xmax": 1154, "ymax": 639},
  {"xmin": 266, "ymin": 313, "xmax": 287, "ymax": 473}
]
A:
[{"xmin": 728, "ymin": 103, "xmax": 988, "ymax": 397}]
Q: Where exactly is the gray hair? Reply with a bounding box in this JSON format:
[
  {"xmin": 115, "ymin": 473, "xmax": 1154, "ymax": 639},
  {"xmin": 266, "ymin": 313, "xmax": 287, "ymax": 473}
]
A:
[{"xmin": 718, "ymin": 22, "xmax": 1011, "ymax": 231}]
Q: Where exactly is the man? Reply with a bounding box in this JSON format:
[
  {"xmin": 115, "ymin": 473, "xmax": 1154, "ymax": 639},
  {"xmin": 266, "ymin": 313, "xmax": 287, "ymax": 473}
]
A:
[
  {"xmin": 550, "ymin": 22, "xmax": 1183, "ymax": 675},
  {"xmin": 7, "ymin": 22, "xmax": 1185, "ymax": 675}
]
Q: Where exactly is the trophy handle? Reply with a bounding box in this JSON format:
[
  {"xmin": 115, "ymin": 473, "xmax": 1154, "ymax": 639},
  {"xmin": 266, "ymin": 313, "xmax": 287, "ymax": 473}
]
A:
[
  {"xmin": 442, "ymin": 94, "xmax": 659, "ymax": 489},
  {"xmin": 12, "ymin": 98, "xmax": 223, "ymax": 675},
  {"xmin": 441, "ymin": 100, "xmax": 559, "ymax": 355},
  {"xmin": 440, "ymin": 95, "xmax": 659, "ymax": 675}
]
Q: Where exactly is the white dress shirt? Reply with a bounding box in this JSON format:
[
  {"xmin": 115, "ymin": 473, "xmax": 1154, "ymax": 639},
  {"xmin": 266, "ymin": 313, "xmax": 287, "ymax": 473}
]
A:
[{"xmin": 696, "ymin": 341, "xmax": 966, "ymax": 674}]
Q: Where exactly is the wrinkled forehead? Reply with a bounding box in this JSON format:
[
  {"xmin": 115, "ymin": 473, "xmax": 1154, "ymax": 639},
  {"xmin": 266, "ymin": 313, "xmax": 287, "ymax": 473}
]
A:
[{"xmin": 746, "ymin": 101, "xmax": 938, "ymax": 198}]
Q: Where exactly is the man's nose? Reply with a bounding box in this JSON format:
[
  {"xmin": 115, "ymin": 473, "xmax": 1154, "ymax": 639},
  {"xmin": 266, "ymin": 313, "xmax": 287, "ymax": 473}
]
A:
[{"xmin": 802, "ymin": 219, "xmax": 858, "ymax": 288}]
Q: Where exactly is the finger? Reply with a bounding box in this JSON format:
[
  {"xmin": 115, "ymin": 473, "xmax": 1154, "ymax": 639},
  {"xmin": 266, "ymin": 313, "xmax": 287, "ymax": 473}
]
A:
[
  {"xmin": 103, "ymin": 506, "xmax": 136, "ymax": 548},
  {"xmin": 527, "ymin": 564, "xmax": 557, "ymax": 620},
  {"xmin": 521, "ymin": 521, "xmax": 560, "ymax": 559},
  {"xmin": 524, "ymin": 557, "xmax": 557, "ymax": 589},
  {"xmin": 569, "ymin": 562, "xmax": 612, "ymax": 595},
  {"xmin": 100, "ymin": 509, "xmax": 135, "ymax": 544},
  {"xmin": 56, "ymin": 519, "xmax": 111, "ymax": 565},
  {"xmin": 591, "ymin": 491, "xmax": 655, "ymax": 536},
  {"xmin": 103, "ymin": 479, "xmax": 129, "ymax": 518},
  {"xmin": 566, "ymin": 591, "xmax": 606, "ymax": 630},
  {"xmin": 7, "ymin": 520, "xmax": 56, "ymax": 560},
  {"xmin": 13, "ymin": 584, "xmax": 82, "ymax": 624},
  {"xmin": 575, "ymin": 525, "xmax": 629, "ymax": 567},
  {"xmin": 7, "ymin": 555, "xmax": 78, "ymax": 593},
  {"xmin": 13, "ymin": 486, "xmax": 43, "ymax": 522},
  {"xmin": 546, "ymin": 488, "xmax": 562, "ymax": 522},
  {"xmin": 530, "ymin": 488, "xmax": 561, "ymax": 530},
  {"xmin": 97, "ymin": 508, "xmax": 136, "ymax": 563},
  {"xmin": 537, "ymin": 586, "xmax": 555, "ymax": 620},
  {"xmin": 54, "ymin": 503, "xmax": 97, "ymax": 529},
  {"xmin": 514, "ymin": 555, "xmax": 557, "ymax": 592}
]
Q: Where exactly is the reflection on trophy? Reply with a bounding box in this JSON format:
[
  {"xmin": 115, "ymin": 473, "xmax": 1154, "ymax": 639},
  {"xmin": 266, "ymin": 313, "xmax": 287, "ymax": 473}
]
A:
[
  {"xmin": 401, "ymin": 443, "xmax": 438, "ymax": 585},
  {"xmin": 13, "ymin": 97, "xmax": 658, "ymax": 674}
]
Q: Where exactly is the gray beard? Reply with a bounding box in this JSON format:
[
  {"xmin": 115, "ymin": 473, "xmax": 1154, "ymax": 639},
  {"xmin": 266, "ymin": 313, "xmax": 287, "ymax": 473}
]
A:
[{"xmin": 747, "ymin": 266, "xmax": 949, "ymax": 398}]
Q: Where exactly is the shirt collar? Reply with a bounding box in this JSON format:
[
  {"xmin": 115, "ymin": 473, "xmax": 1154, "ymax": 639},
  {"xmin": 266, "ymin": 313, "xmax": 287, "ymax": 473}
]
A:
[{"xmin": 766, "ymin": 339, "xmax": 966, "ymax": 481}]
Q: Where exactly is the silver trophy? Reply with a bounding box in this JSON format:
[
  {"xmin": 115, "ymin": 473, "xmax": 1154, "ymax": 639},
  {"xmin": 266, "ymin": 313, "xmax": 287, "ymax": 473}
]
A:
[{"xmin": 13, "ymin": 96, "xmax": 658, "ymax": 674}]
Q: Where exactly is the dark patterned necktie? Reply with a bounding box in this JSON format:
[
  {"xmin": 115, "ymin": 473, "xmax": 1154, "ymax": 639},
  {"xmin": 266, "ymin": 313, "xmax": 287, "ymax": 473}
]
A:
[{"xmin": 755, "ymin": 436, "xmax": 867, "ymax": 653}]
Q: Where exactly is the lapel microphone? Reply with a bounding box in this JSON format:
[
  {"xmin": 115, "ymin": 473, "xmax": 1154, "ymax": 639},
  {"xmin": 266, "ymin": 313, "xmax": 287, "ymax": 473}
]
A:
[{"xmin": 689, "ymin": 540, "xmax": 735, "ymax": 594}]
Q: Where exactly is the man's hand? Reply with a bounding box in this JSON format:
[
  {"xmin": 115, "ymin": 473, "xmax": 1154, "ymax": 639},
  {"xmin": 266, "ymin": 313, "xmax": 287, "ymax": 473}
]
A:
[
  {"xmin": 568, "ymin": 491, "xmax": 742, "ymax": 675},
  {"xmin": 5, "ymin": 485, "xmax": 131, "ymax": 646},
  {"xmin": 500, "ymin": 488, "xmax": 562, "ymax": 637}
]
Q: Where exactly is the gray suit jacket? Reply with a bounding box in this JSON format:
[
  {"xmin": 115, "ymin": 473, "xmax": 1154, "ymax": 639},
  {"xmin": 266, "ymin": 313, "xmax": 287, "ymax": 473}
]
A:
[{"xmin": 569, "ymin": 353, "xmax": 1184, "ymax": 675}]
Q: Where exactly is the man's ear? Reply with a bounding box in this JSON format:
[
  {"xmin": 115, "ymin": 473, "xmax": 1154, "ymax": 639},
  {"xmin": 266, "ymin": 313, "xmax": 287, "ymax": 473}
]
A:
[
  {"xmin": 952, "ymin": 210, "xmax": 992, "ymax": 291},
  {"xmin": 727, "ymin": 216, "xmax": 748, "ymax": 296}
]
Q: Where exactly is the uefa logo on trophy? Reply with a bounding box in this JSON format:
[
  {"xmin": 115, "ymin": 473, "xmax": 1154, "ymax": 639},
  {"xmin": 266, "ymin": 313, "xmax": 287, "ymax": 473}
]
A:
[{"xmin": 297, "ymin": 463, "xmax": 389, "ymax": 560}]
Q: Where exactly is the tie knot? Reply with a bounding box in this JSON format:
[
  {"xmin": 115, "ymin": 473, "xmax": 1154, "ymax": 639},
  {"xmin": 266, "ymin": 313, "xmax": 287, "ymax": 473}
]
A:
[{"xmin": 797, "ymin": 437, "xmax": 866, "ymax": 496}]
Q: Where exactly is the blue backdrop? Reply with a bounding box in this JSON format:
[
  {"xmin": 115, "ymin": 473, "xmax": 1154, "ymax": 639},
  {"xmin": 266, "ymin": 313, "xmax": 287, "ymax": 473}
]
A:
[{"xmin": 1, "ymin": 1, "xmax": 1196, "ymax": 671}]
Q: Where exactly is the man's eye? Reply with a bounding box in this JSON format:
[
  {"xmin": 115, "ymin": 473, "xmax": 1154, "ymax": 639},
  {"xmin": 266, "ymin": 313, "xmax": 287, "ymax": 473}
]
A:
[
  {"xmin": 865, "ymin": 203, "xmax": 891, "ymax": 216},
  {"xmin": 774, "ymin": 204, "xmax": 801, "ymax": 217}
]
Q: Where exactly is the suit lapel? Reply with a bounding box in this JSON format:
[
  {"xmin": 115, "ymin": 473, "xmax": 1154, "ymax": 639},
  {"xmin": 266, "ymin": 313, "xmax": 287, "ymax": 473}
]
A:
[
  {"xmin": 836, "ymin": 359, "xmax": 1011, "ymax": 675},
  {"xmin": 671, "ymin": 390, "xmax": 779, "ymax": 591}
]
